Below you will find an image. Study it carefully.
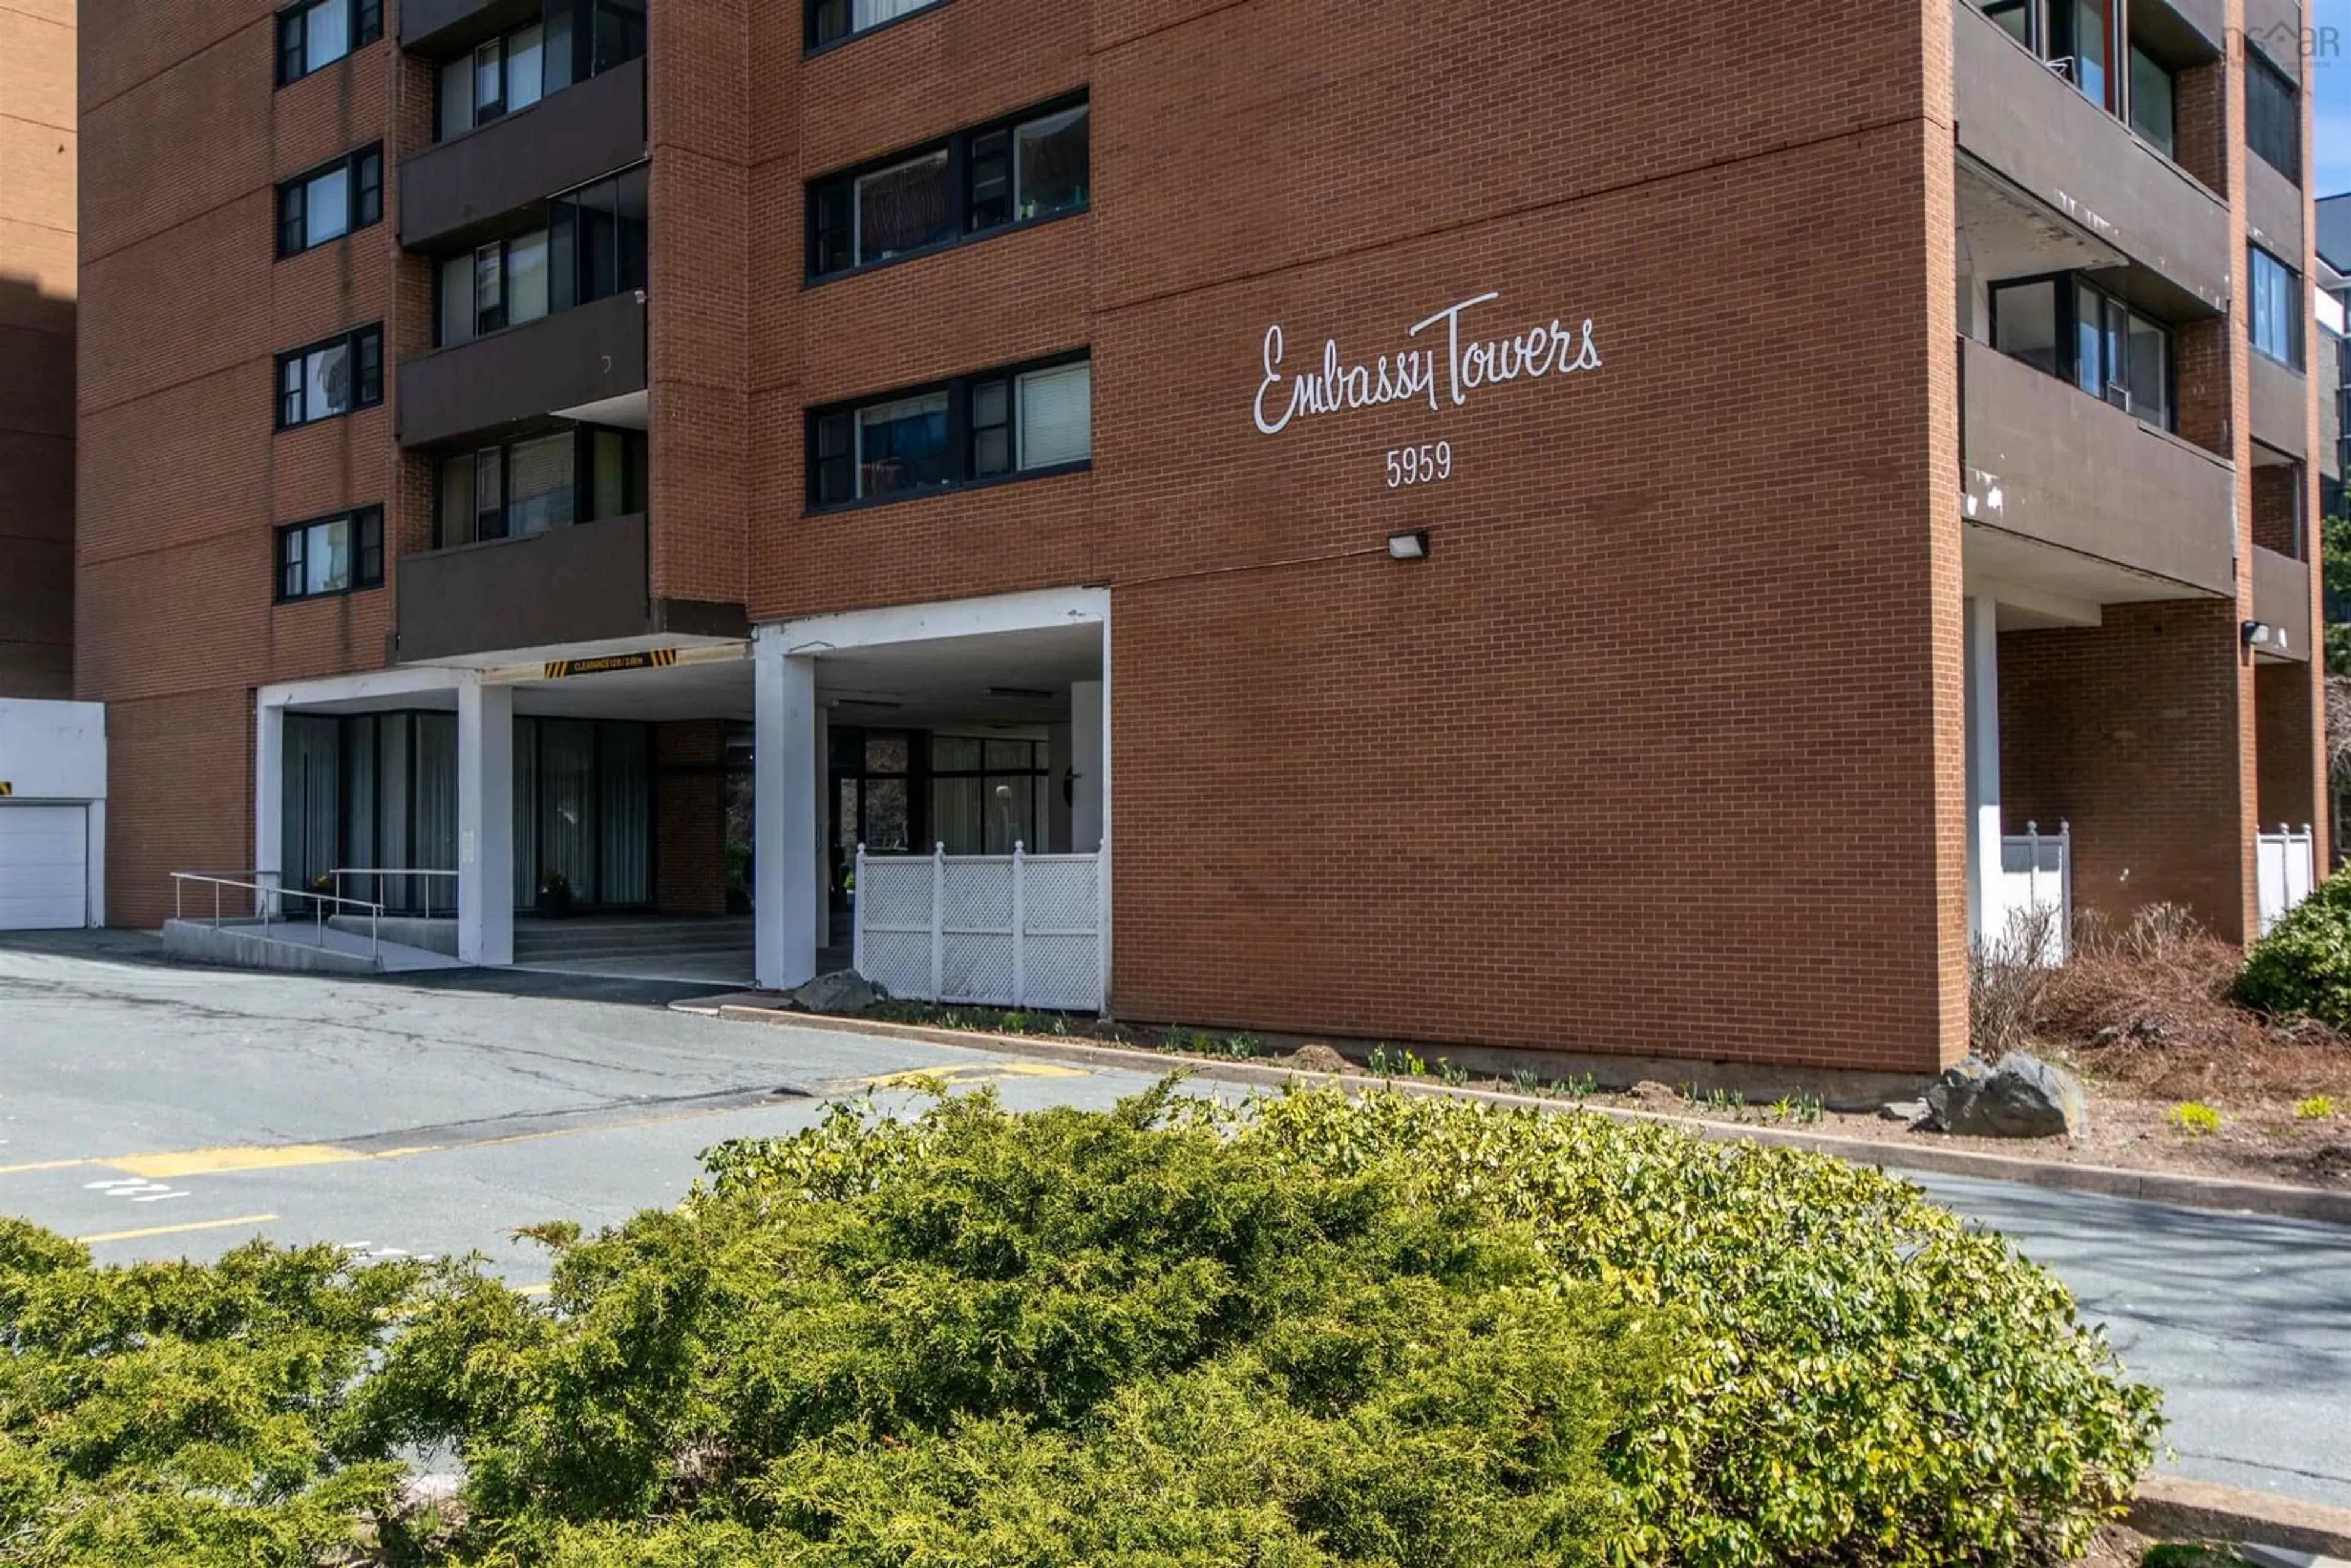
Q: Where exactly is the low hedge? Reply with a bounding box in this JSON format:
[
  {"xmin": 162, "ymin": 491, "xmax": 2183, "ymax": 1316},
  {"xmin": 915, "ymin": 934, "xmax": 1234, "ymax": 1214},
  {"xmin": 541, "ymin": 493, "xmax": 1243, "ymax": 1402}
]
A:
[
  {"xmin": 2237, "ymin": 866, "xmax": 2351, "ymax": 1028},
  {"xmin": 0, "ymin": 1086, "xmax": 2162, "ymax": 1568}
]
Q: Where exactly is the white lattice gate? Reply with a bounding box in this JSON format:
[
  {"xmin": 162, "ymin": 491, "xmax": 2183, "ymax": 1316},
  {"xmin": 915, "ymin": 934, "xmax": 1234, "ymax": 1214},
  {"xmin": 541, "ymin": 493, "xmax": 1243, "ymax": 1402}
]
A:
[{"xmin": 853, "ymin": 843, "xmax": 1106, "ymax": 1011}]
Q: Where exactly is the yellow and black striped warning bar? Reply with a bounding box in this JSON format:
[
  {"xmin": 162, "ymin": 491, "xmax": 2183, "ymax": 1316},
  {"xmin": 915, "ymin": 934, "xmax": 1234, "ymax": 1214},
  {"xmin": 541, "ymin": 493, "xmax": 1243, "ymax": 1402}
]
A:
[{"xmin": 543, "ymin": 648, "xmax": 678, "ymax": 680}]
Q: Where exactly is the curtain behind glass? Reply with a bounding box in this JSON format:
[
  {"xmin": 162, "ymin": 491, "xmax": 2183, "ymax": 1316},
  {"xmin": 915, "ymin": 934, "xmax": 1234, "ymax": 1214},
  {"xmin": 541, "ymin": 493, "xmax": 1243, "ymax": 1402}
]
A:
[
  {"xmin": 598, "ymin": 723, "xmax": 651, "ymax": 906},
  {"xmin": 541, "ymin": 719, "xmax": 598, "ymax": 903},
  {"xmin": 378, "ymin": 715, "xmax": 409, "ymax": 902},
  {"xmin": 414, "ymin": 715, "xmax": 460, "ymax": 893},
  {"xmin": 343, "ymin": 719, "xmax": 376, "ymax": 904},
  {"xmin": 512, "ymin": 717, "xmax": 539, "ymax": 909},
  {"xmin": 281, "ymin": 716, "xmax": 340, "ymax": 896}
]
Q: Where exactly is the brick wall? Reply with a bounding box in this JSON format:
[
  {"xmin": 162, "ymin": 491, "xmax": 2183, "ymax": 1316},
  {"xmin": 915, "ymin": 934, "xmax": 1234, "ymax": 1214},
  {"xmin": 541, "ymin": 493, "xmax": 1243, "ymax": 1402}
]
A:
[
  {"xmin": 1999, "ymin": 602, "xmax": 2251, "ymax": 939},
  {"xmin": 77, "ymin": 4, "xmax": 408, "ymax": 926},
  {"xmin": 654, "ymin": 720, "xmax": 728, "ymax": 917},
  {"xmin": 0, "ymin": 0, "xmax": 76, "ymax": 697},
  {"xmin": 2254, "ymin": 659, "xmax": 2317, "ymax": 833},
  {"xmin": 2252, "ymin": 463, "xmax": 2303, "ymax": 556}
]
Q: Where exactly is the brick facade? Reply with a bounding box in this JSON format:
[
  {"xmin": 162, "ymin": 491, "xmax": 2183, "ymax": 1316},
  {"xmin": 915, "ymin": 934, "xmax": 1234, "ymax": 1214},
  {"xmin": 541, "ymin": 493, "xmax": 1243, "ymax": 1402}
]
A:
[
  {"xmin": 74, "ymin": 0, "xmax": 2323, "ymax": 1076},
  {"xmin": 0, "ymin": 0, "xmax": 75, "ymax": 699}
]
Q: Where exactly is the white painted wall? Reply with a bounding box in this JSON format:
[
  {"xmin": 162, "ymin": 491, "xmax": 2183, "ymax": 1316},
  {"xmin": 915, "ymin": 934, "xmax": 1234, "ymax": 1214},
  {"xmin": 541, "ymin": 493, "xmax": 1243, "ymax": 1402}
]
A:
[
  {"xmin": 0, "ymin": 700, "xmax": 107, "ymax": 928},
  {"xmin": 0, "ymin": 699, "xmax": 106, "ymax": 800},
  {"xmin": 1071, "ymin": 680, "xmax": 1104, "ymax": 854}
]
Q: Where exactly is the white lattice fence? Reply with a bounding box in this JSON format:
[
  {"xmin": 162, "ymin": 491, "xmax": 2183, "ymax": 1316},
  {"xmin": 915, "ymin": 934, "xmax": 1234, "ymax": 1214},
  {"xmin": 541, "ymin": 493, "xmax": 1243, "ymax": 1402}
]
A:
[
  {"xmin": 2257, "ymin": 825, "xmax": 2316, "ymax": 936},
  {"xmin": 853, "ymin": 843, "xmax": 1105, "ymax": 1011}
]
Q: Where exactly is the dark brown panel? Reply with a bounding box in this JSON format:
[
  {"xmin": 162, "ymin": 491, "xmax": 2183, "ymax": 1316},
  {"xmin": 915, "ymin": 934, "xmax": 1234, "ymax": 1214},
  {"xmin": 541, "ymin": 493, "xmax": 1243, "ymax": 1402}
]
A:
[
  {"xmin": 394, "ymin": 290, "xmax": 645, "ymax": 449},
  {"xmin": 394, "ymin": 513, "xmax": 649, "ymax": 662},
  {"xmin": 397, "ymin": 0, "xmax": 544, "ymax": 54},
  {"xmin": 1960, "ymin": 336, "xmax": 2237, "ymax": 593},
  {"xmin": 2252, "ymin": 544, "xmax": 2312, "ymax": 662},
  {"xmin": 399, "ymin": 60, "xmax": 646, "ymax": 253},
  {"xmin": 2248, "ymin": 350, "xmax": 2310, "ymax": 459},
  {"xmin": 1953, "ymin": 1, "xmax": 2231, "ymax": 312},
  {"xmin": 2244, "ymin": 152, "xmax": 2306, "ymax": 268}
]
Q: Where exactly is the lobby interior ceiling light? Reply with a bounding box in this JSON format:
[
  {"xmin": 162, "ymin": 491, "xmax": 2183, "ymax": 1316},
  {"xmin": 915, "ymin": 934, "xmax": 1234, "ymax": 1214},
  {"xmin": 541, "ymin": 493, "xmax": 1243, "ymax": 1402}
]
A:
[{"xmin": 1387, "ymin": 530, "xmax": 1430, "ymax": 561}]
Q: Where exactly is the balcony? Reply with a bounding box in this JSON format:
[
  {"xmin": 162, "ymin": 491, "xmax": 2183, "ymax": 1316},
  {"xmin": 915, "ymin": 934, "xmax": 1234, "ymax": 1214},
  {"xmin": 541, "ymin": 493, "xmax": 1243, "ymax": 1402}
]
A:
[
  {"xmin": 397, "ymin": 514, "xmax": 650, "ymax": 662},
  {"xmin": 395, "ymin": 290, "xmax": 645, "ymax": 450},
  {"xmin": 1960, "ymin": 335, "xmax": 2236, "ymax": 595},
  {"xmin": 1952, "ymin": 1, "xmax": 2230, "ymax": 312},
  {"xmin": 2252, "ymin": 545, "xmax": 2313, "ymax": 662},
  {"xmin": 2244, "ymin": 0, "xmax": 2304, "ymax": 83},
  {"xmin": 399, "ymin": 0, "xmax": 543, "ymax": 53},
  {"xmin": 2249, "ymin": 351, "xmax": 2310, "ymax": 459},
  {"xmin": 2245, "ymin": 152, "xmax": 2306, "ymax": 277},
  {"xmin": 399, "ymin": 59, "xmax": 646, "ymax": 253}
]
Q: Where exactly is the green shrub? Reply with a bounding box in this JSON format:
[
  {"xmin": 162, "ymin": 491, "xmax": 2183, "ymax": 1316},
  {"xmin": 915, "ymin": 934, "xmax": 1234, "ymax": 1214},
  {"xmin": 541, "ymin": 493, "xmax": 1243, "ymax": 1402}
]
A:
[
  {"xmin": 2237, "ymin": 868, "xmax": 2351, "ymax": 1027},
  {"xmin": 0, "ymin": 1218, "xmax": 427, "ymax": 1567},
  {"xmin": 0, "ymin": 1090, "xmax": 2161, "ymax": 1568},
  {"xmin": 1224, "ymin": 1089, "xmax": 2162, "ymax": 1568},
  {"xmin": 359, "ymin": 1089, "xmax": 1662, "ymax": 1566}
]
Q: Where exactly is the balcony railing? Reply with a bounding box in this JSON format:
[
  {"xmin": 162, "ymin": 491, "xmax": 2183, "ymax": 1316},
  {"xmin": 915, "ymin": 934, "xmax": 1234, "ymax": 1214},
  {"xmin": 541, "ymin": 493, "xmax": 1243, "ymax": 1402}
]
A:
[
  {"xmin": 399, "ymin": 58, "xmax": 646, "ymax": 253},
  {"xmin": 2252, "ymin": 544, "xmax": 2314, "ymax": 661},
  {"xmin": 1959, "ymin": 336, "xmax": 2237, "ymax": 594},
  {"xmin": 395, "ymin": 290, "xmax": 645, "ymax": 449},
  {"xmin": 1952, "ymin": 1, "xmax": 2230, "ymax": 312},
  {"xmin": 395, "ymin": 514, "xmax": 651, "ymax": 662}
]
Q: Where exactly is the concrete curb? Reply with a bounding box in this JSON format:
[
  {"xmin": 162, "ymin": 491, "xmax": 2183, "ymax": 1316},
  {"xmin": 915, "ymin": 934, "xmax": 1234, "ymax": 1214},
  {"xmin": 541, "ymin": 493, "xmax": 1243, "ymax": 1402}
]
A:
[
  {"xmin": 705, "ymin": 1005, "xmax": 2351, "ymax": 1227},
  {"xmin": 2130, "ymin": 1474, "xmax": 2351, "ymax": 1556}
]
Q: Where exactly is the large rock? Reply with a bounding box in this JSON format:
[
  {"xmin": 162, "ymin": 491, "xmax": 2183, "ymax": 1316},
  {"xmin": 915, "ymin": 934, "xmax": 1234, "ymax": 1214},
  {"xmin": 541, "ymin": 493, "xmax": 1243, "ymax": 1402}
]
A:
[
  {"xmin": 792, "ymin": 970, "xmax": 887, "ymax": 1015},
  {"xmin": 1924, "ymin": 1051, "xmax": 2087, "ymax": 1139}
]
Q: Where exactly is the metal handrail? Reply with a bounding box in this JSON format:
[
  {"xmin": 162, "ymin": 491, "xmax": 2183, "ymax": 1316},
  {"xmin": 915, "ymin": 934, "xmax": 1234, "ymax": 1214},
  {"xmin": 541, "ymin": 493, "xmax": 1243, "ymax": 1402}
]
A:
[
  {"xmin": 330, "ymin": 868, "xmax": 459, "ymax": 920},
  {"xmin": 170, "ymin": 871, "xmax": 386, "ymax": 961}
]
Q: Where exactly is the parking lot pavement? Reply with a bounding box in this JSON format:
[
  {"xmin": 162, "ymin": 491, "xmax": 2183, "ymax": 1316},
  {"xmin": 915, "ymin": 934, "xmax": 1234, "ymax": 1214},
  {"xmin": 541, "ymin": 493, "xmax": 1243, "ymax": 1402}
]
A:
[{"xmin": 1, "ymin": 929, "xmax": 2345, "ymax": 1506}]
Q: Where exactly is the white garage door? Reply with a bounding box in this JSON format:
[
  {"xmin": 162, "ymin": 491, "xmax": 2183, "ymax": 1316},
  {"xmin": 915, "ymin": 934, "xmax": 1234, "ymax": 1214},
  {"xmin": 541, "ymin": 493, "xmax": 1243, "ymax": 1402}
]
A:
[{"xmin": 0, "ymin": 805, "xmax": 88, "ymax": 931}]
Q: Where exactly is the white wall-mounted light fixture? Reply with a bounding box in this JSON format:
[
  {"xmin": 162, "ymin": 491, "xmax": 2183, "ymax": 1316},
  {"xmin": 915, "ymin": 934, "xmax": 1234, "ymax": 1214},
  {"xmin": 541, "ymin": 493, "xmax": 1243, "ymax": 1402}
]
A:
[
  {"xmin": 1387, "ymin": 529, "xmax": 1430, "ymax": 561},
  {"xmin": 2243, "ymin": 619, "xmax": 2280, "ymax": 651}
]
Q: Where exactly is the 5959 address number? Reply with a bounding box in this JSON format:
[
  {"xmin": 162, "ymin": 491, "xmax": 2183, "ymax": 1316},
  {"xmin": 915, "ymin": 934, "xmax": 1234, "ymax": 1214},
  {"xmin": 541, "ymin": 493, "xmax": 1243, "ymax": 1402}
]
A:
[{"xmin": 1385, "ymin": 441, "xmax": 1453, "ymax": 489}]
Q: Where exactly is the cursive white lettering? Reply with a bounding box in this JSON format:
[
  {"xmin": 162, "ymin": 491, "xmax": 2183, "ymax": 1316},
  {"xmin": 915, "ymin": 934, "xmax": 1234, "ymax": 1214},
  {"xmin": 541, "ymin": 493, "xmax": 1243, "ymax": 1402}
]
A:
[{"xmin": 1256, "ymin": 291, "xmax": 1602, "ymax": 436}]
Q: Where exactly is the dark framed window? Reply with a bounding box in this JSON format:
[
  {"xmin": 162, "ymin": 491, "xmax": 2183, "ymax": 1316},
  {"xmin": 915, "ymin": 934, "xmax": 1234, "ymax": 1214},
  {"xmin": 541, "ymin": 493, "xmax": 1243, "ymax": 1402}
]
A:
[
  {"xmin": 1989, "ymin": 272, "xmax": 2173, "ymax": 429},
  {"xmin": 277, "ymin": 146, "xmax": 382, "ymax": 257},
  {"xmin": 277, "ymin": 506, "xmax": 384, "ymax": 601},
  {"xmin": 2128, "ymin": 43, "xmax": 2175, "ymax": 157},
  {"xmin": 276, "ymin": 324, "xmax": 383, "ymax": 429},
  {"xmin": 437, "ymin": 22, "xmax": 550, "ymax": 140},
  {"xmin": 1971, "ymin": 1, "xmax": 2121, "ymax": 113},
  {"xmin": 806, "ymin": 0, "xmax": 943, "ymax": 52},
  {"xmin": 433, "ymin": 426, "xmax": 646, "ymax": 547},
  {"xmin": 2249, "ymin": 245, "xmax": 2305, "ymax": 369},
  {"xmin": 436, "ymin": 228, "xmax": 552, "ymax": 346},
  {"xmin": 808, "ymin": 96, "xmax": 1088, "ymax": 279},
  {"xmin": 807, "ymin": 351, "xmax": 1091, "ymax": 509},
  {"xmin": 929, "ymin": 734, "xmax": 1049, "ymax": 855},
  {"xmin": 2246, "ymin": 49, "xmax": 2301, "ymax": 185},
  {"xmin": 549, "ymin": 165, "xmax": 650, "ymax": 311},
  {"xmin": 277, "ymin": 0, "xmax": 381, "ymax": 86}
]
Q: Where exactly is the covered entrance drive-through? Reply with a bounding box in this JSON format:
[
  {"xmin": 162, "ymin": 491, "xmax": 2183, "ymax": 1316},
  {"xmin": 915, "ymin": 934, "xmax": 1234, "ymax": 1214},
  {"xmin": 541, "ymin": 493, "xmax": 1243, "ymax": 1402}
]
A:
[
  {"xmin": 755, "ymin": 587, "xmax": 1109, "ymax": 1006},
  {"xmin": 255, "ymin": 643, "xmax": 757, "ymax": 982}
]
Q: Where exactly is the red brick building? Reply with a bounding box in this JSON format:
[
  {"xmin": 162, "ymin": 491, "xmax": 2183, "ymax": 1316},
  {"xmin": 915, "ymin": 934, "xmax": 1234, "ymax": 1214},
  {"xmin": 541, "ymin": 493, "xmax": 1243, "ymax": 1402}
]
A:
[{"xmin": 73, "ymin": 0, "xmax": 2326, "ymax": 1080}]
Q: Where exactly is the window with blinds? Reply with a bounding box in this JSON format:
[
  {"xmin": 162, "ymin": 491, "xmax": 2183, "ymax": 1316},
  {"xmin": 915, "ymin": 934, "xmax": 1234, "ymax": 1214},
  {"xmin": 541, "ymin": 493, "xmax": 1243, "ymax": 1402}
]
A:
[{"xmin": 808, "ymin": 353, "xmax": 1093, "ymax": 509}]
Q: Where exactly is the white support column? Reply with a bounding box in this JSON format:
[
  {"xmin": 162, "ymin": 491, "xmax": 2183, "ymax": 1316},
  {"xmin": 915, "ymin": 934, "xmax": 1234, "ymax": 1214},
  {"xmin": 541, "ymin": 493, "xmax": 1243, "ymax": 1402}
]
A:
[
  {"xmin": 756, "ymin": 630, "xmax": 819, "ymax": 991},
  {"xmin": 254, "ymin": 699, "xmax": 285, "ymax": 917},
  {"xmin": 1071, "ymin": 679, "xmax": 1104, "ymax": 855},
  {"xmin": 83, "ymin": 800, "xmax": 107, "ymax": 928},
  {"xmin": 457, "ymin": 679, "xmax": 514, "ymax": 966},
  {"xmin": 1965, "ymin": 595, "xmax": 2003, "ymax": 948}
]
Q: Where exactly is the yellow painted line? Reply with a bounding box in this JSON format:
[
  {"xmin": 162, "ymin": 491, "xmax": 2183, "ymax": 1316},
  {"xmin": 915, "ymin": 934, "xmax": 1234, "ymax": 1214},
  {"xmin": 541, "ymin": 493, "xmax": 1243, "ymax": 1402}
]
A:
[
  {"xmin": 0, "ymin": 1158, "xmax": 91, "ymax": 1176},
  {"xmin": 105, "ymin": 1144, "xmax": 376, "ymax": 1179},
  {"xmin": 75, "ymin": 1214, "xmax": 280, "ymax": 1245},
  {"xmin": 866, "ymin": 1061, "xmax": 1090, "ymax": 1089}
]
